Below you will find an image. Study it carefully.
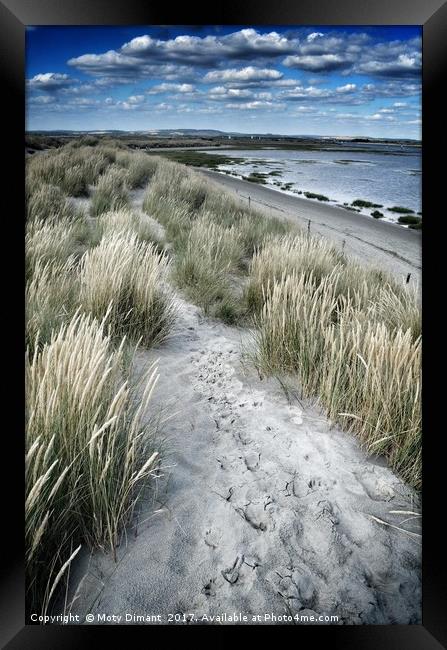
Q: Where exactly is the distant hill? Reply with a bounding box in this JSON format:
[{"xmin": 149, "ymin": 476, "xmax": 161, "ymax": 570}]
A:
[{"xmin": 25, "ymin": 128, "xmax": 420, "ymax": 145}]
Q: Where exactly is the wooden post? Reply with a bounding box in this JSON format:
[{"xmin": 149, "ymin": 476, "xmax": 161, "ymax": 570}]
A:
[
  {"xmin": 406, "ymin": 273, "xmax": 411, "ymax": 284},
  {"xmin": 308, "ymin": 219, "xmax": 311, "ymax": 236},
  {"xmin": 342, "ymin": 239, "xmax": 346, "ymax": 252}
]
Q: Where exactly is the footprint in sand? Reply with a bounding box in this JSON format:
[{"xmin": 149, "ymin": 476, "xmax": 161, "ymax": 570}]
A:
[
  {"xmin": 202, "ymin": 577, "xmax": 217, "ymax": 597},
  {"xmin": 354, "ymin": 471, "xmax": 396, "ymax": 502},
  {"xmin": 236, "ymin": 502, "xmax": 269, "ymax": 532},
  {"xmin": 221, "ymin": 555, "xmax": 245, "ymax": 585},
  {"xmin": 204, "ymin": 528, "xmax": 223, "ymax": 550},
  {"xmin": 283, "ymin": 404, "xmax": 303, "ymax": 425},
  {"xmin": 244, "ymin": 451, "xmax": 260, "ymax": 471}
]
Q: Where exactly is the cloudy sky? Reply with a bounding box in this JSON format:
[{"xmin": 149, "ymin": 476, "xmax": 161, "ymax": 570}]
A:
[{"xmin": 26, "ymin": 25, "xmax": 421, "ymax": 138}]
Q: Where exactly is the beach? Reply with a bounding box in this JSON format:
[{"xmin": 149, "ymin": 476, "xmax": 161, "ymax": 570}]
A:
[{"xmin": 198, "ymin": 169, "xmax": 421, "ymax": 285}]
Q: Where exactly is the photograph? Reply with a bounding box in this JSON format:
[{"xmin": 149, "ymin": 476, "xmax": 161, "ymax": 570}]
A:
[{"xmin": 22, "ymin": 23, "xmax": 426, "ymax": 628}]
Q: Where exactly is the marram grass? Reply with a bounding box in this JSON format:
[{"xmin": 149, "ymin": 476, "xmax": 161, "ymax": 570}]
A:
[
  {"xmin": 79, "ymin": 231, "xmax": 176, "ymax": 347},
  {"xmin": 253, "ymin": 266, "xmax": 421, "ymax": 488},
  {"xmin": 26, "ymin": 311, "xmax": 160, "ymax": 615},
  {"xmin": 90, "ymin": 165, "xmax": 130, "ymax": 217}
]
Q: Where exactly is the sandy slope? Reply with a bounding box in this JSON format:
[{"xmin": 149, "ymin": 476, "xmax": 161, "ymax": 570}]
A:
[
  {"xmin": 66, "ymin": 187, "xmax": 421, "ymax": 626},
  {"xmin": 198, "ymin": 169, "xmax": 421, "ymax": 286}
]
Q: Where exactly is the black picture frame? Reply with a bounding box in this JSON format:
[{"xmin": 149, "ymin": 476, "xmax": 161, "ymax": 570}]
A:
[{"xmin": 2, "ymin": 0, "xmax": 446, "ymax": 646}]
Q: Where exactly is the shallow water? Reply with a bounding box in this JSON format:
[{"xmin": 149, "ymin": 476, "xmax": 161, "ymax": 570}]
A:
[{"xmin": 204, "ymin": 146, "xmax": 422, "ymax": 224}]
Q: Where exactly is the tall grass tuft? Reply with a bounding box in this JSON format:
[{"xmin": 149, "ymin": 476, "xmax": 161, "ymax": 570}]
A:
[
  {"xmin": 254, "ymin": 270, "xmax": 341, "ymax": 395},
  {"xmin": 175, "ymin": 215, "xmax": 243, "ymax": 313},
  {"xmin": 26, "ymin": 146, "xmax": 111, "ymax": 196},
  {"xmin": 79, "ymin": 231, "xmax": 175, "ymax": 346},
  {"xmin": 253, "ymin": 266, "xmax": 421, "ymax": 488},
  {"xmin": 26, "ymin": 256, "xmax": 79, "ymax": 350},
  {"xmin": 372, "ymin": 283, "xmax": 421, "ymax": 341},
  {"xmin": 25, "ymin": 212, "xmax": 94, "ymax": 274},
  {"xmin": 116, "ymin": 151, "xmax": 158, "ymax": 188},
  {"xmin": 320, "ymin": 312, "xmax": 421, "ymax": 486},
  {"xmin": 26, "ymin": 311, "xmax": 160, "ymax": 614},
  {"xmin": 90, "ymin": 165, "xmax": 129, "ymax": 217},
  {"xmin": 246, "ymin": 233, "xmax": 345, "ymax": 312},
  {"xmin": 98, "ymin": 208, "xmax": 165, "ymax": 248},
  {"xmin": 26, "ymin": 184, "xmax": 78, "ymax": 223}
]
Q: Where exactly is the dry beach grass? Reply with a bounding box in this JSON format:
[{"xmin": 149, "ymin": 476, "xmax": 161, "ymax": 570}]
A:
[
  {"xmin": 140, "ymin": 155, "xmax": 421, "ymax": 488},
  {"xmin": 26, "ymin": 312, "xmax": 160, "ymax": 615},
  {"xmin": 25, "ymin": 139, "xmax": 421, "ymax": 618}
]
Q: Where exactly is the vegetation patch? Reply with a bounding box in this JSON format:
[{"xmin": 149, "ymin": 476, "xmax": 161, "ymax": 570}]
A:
[
  {"xmin": 389, "ymin": 206, "xmax": 415, "ymax": 214},
  {"xmin": 90, "ymin": 165, "xmax": 130, "ymax": 217},
  {"xmin": 352, "ymin": 199, "xmax": 383, "ymax": 209},
  {"xmin": 304, "ymin": 192, "xmax": 330, "ymax": 201},
  {"xmin": 340, "ymin": 205, "xmax": 361, "ymax": 212},
  {"xmin": 26, "ymin": 312, "xmax": 160, "ymax": 614},
  {"xmin": 152, "ymin": 150, "xmax": 244, "ymax": 169},
  {"xmin": 244, "ymin": 172, "xmax": 268, "ymax": 184},
  {"xmin": 397, "ymin": 215, "xmax": 422, "ymax": 225}
]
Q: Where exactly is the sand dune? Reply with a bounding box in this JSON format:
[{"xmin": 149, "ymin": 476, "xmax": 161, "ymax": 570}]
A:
[{"xmin": 67, "ymin": 190, "xmax": 421, "ymax": 626}]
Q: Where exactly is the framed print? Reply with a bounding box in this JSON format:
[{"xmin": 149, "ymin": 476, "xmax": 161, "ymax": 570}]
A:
[{"xmin": 1, "ymin": 0, "xmax": 446, "ymax": 646}]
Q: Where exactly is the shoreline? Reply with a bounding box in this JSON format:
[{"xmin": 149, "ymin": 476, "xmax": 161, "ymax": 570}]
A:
[{"xmin": 197, "ymin": 168, "xmax": 421, "ymax": 284}]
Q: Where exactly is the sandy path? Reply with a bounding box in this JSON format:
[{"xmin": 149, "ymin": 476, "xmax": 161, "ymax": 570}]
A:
[
  {"xmin": 66, "ymin": 187, "xmax": 421, "ymax": 626},
  {"xmin": 69, "ymin": 296, "xmax": 421, "ymax": 625},
  {"xmin": 198, "ymin": 169, "xmax": 421, "ymax": 286}
]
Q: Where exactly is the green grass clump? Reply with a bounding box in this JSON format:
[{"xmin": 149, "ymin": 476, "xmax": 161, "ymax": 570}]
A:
[
  {"xmin": 352, "ymin": 199, "xmax": 383, "ymax": 209},
  {"xmin": 389, "ymin": 206, "xmax": 415, "ymax": 214},
  {"xmin": 154, "ymin": 150, "xmax": 244, "ymax": 169},
  {"xmin": 304, "ymin": 192, "xmax": 330, "ymax": 201},
  {"xmin": 397, "ymin": 215, "xmax": 421, "ymax": 225},
  {"xmin": 212, "ymin": 297, "xmax": 243, "ymax": 325},
  {"xmin": 244, "ymin": 172, "xmax": 268, "ymax": 184}
]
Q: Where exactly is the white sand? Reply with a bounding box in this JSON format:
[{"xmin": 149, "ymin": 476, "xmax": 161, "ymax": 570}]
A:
[{"xmin": 65, "ymin": 186, "xmax": 421, "ymax": 626}]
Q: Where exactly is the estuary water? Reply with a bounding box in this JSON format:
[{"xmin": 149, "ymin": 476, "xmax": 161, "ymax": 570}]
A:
[{"xmin": 205, "ymin": 145, "xmax": 421, "ymax": 225}]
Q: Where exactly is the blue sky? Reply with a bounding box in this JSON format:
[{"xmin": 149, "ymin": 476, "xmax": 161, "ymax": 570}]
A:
[{"xmin": 26, "ymin": 26, "xmax": 421, "ymax": 139}]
